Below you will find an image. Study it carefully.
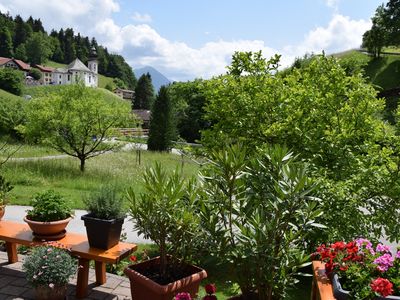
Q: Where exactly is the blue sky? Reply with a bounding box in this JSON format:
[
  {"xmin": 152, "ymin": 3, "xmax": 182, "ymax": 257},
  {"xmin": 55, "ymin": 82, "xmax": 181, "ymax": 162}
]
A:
[{"xmin": 0, "ymin": 0, "xmax": 384, "ymax": 81}]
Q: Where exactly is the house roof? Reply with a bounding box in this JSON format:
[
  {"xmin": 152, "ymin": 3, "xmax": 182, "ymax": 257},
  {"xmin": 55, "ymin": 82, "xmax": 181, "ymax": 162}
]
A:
[
  {"xmin": 114, "ymin": 88, "xmax": 135, "ymax": 93},
  {"xmin": 132, "ymin": 109, "xmax": 151, "ymax": 122},
  {"xmin": 0, "ymin": 57, "xmax": 12, "ymax": 66},
  {"xmin": 35, "ymin": 65, "xmax": 55, "ymax": 72},
  {"xmin": 53, "ymin": 68, "xmax": 68, "ymax": 74},
  {"xmin": 67, "ymin": 58, "xmax": 91, "ymax": 72},
  {"xmin": 13, "ymin": 59, "xmax": 30, "ymax": 71}
]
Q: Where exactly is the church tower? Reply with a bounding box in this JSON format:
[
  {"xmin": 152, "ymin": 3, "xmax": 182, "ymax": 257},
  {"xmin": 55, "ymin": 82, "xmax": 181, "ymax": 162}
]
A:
[
  {"xmin": 87, "ymin": 47, "xmax": 98, "ymax": 87},
  {"xmin": 88, "ymin": 47, "xmax": 98, "ymax": 74}
]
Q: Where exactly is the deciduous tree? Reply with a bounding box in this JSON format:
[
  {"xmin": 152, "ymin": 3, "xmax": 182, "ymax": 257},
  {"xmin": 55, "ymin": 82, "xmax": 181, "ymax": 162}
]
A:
[{"xmin": 20, "ymin": 84, "xmax": 132, "ymax": 172}]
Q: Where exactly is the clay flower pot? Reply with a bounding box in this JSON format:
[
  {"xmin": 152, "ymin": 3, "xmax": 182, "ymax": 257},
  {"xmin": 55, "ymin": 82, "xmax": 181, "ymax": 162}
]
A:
[
  {"xmin": 24, "ymin": 216, "xmax": 72, "ymax": 240},
  {"xmin": 0, "ymin": 205, "xmax": 5, "ymax": 220},
  {"xmin": 124, "ymin": 256, "xmax": 207, "ymax": 300}
]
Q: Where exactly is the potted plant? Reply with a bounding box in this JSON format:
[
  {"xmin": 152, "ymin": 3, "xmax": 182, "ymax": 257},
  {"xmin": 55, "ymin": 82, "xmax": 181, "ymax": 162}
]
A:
[
  {"xmin": 0, "ymin": 174, "xmax": 13, "ymax": 220},
  {"xmin": 81, "ymin": 186, "xmax": 125, "ymax": 249},
  {"xmin": 23, "ymin": 244, "xmax": 77, "ymax": 300},
  {"xmin": 313, "ymin": 239, "xmax": 400, "ymax": 299},
  {"xmin": 124, "ymin": 163, "xmax": 207, "ymax": 300},
  {"xmin": 24, "ymin": 190, "xmax": 73, "ymax": 240}
]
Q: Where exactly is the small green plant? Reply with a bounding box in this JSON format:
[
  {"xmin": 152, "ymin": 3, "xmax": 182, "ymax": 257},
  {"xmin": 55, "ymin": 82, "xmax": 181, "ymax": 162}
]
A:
[
  {"xmin": 0, "ymin": 174, "xmax": 13, "ymax": 206},
  {"xmin": 26, "ymin": 190, "xmax": 72, "ymax": 222},
  {"xmin": 23, "ymin": 245, "xmax": 77, "ymax": 287},
  {"xmin": 83, "ymin": 186, "xmax": 125, "ymax": 220}
]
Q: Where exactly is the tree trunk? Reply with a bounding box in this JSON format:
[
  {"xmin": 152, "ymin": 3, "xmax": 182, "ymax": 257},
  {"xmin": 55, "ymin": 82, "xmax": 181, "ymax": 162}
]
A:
[{"xmin": 80, "ymin": 157, "xmax": 85, "ymax": 172}]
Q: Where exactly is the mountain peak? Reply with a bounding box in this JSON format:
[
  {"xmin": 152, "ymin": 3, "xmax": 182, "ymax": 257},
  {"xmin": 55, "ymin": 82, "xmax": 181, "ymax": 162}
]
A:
[{"xmin": 134, "ymin": 66, "xmax": 171, "ymax": 92}]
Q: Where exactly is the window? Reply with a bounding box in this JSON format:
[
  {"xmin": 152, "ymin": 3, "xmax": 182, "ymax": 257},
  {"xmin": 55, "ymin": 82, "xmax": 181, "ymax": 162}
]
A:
[
  {"xmin": 89, "ymin": 75, "xmax": 91, "ymax": 83},
  {"xmin": 59, "ymin": 75, "xmax": 62, "ymax": 79},
  {"xmin": 67, "ymin": 74, "xmax": 70, "ymax": 81}
]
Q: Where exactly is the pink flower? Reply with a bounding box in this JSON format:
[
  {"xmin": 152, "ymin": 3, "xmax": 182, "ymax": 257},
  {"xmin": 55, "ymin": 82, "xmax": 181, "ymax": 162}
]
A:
[
  {"xmin": 175, "ymin": 292, "xmax": 191, "ymax": 300},
  {"xmin": 49, "ymin": 283, "xmax": 54, "ymax": 289},
  {"xmin": 396, "ymin": 251, "xmax": 400, "ymax": 259},
  {"xmin": 376, "ymin": 244, "xmax": 391, "ymax": 253},
  {"xmin": 356, "ymin": 238, "xmax": 375, "ymax": 255},
  {"xmin": 373, "ymin": 253, "xmax": 394, "ymax": 272}
]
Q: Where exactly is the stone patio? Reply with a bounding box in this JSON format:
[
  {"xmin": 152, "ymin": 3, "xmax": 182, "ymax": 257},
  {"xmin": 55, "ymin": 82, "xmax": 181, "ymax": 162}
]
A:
[{"xmin": 0, "ymin": 251, "xmax": 132, "ymax": 300}]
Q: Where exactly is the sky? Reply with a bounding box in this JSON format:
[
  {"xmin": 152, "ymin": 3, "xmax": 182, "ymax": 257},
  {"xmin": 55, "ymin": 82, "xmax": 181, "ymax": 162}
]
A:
[{"xmin": 0, "ymin": 0, "xmax": 386, "ymax": 81}]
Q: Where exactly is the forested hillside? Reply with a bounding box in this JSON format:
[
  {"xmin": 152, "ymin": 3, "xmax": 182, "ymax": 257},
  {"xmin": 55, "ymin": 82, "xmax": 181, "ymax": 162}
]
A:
[{"xmin": 0, "ymin": 12, "xmax": 136, "ymax": 89}]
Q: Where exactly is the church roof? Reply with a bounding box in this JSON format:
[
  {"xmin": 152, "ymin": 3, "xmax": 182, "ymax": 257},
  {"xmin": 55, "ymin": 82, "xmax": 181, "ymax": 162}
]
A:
[{"xmin": 67, "ymin": 58, "xmax": 91, "ymax": 72}]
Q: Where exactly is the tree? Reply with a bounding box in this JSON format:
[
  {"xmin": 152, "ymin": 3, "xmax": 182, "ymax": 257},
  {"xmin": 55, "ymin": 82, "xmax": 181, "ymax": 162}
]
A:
[
  {"xmin": 362, "ymin": 5, "xmax": 387, "ymax": 57},
  {"xmin": 168, "ymin": 80, "xmax": 208, "ymax": 142},
  {"xmin": 0, "ymin": 27, "xmax": 13, "ymax": 57},
  {"xmin": 25, "ymin": 32, "xmax": 52, "ymax": 65},
  {"xmin": 20, "ymin": 84, "xmax": 132, "ymax": 172},
  {"xmin": 63, "ymin": 28, "xmax": 76, "ymax": 63},
  {"xmin": 0, "ymin": 68, "xmax": 23, "ymax": 95},
  {"xmin": 147, "ymin": 86, "xmax": 175, "ymax": 151},
  {"xmin": 202, "ymin": 51, "xmax": 400, "ymax": 243},
  {"xmin": 134, "ymin": 73, "xmax": 155, "ymax": 109},
  {"xmin": 28, "ymin": 68, "xmax": 41, "ymax": 80},
  {"xmin": 383, "ymin": 0, "xmax": 400, "ymax": 45},
  {"xmin": 14, "ymin": 43, "xmax": 27, "ymax": 61},
  {"xmin": 13, "ymin": 15, "xmax": 32, "ymax": 49}
]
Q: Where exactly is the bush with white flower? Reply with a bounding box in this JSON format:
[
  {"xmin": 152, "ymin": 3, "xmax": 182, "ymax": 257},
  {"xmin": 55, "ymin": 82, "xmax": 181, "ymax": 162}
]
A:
[{"xmin": 23, "ymin": 244, "xmax": 77, "ymax": 288}]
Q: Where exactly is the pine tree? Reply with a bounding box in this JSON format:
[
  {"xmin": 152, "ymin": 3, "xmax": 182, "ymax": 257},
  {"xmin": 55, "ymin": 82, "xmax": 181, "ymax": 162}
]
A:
[
  {"xmin": 0, "ymin": 28, "xmax": 13, "ymax": 57},
  {"xmin": 147, "ymin": 86, "xmax": 175, "ymax": 151},
  {"xmin": 25, "ymin": 32, "xmax": 51, "ymax": 64},
  {"xmin": 13, "ymin": 15, "xmax": 32, "ymax": 49},
  {"xmin": 134, "ymin": 73, "xmax": 155, "ymax": 109},
  {"xmin": 14, "ymin": 43, "xmax": 27, "ymax": 61}
]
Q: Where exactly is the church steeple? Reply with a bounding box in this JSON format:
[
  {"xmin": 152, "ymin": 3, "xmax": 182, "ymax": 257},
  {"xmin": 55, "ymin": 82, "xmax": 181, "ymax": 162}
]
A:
[{"xmin": 88, "ymin": 47, "xmax": 98, "ymax": 74}]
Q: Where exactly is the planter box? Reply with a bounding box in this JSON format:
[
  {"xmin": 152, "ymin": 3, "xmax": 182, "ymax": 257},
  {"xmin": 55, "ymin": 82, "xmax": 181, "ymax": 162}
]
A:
[
  {"xmin": 124, "ymin": 256, "xmax": 207, "ymax": 300},
  {"xmin": 332, "ymin": 274, "xmax": 400, "ymax": 300},
  {"xmin": 81, "ymin": 214, "xmax": 124, "ymax": 249}
]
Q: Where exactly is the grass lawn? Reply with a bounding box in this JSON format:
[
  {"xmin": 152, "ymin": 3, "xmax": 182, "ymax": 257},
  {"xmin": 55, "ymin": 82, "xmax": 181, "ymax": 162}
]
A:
[{"xmin": 3, "ymin": 149, "xmax": 198, "ymax": 208}]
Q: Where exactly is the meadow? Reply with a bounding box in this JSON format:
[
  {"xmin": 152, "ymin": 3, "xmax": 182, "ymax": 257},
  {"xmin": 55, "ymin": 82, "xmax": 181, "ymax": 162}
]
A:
[{"xmin": 2, "ymin": 147, "xmax": 198, "ymax": 208}]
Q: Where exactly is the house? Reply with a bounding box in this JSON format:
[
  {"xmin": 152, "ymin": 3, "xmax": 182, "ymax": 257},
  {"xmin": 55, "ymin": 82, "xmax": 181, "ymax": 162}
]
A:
[
  {"xmin": 35, "ymin": 65, "xmax": 55, "ymax": 85},
  {"xmin": 114, "ymin": 87, "xmax": 135, "ymax": 100},
  {"xmin": 132, "ymin": 109, "xmax": 151, "ymax": 129},
  {"xmin": 0, "ymin": 57, "xmax": 31, "ymax": 76}
]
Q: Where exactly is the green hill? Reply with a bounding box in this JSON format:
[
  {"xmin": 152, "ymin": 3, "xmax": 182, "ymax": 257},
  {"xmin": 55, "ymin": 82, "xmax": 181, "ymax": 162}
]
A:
[
  {"xmin": 0, "ymin": 88, "xmax": 24, "ymax": 101},
  {"xmin": 335, "ymin": 49, "xmax": 400, "ymax": 91},
  {"xmin": 23, "ymin": 84, "xmax": 127, "ymax": 104}
]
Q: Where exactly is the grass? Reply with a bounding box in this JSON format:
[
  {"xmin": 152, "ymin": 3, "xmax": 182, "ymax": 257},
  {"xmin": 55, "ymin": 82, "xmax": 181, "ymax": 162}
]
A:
[
  {"xmin": 2, "ymin": 149, "xmax": 198, "ymax": 208},
  {"xmin": 0, "ymin": 141, "xmax": 61, "ymax": 159},
  {"xmin": 0, "ymin": 89, "xmax": 23, "ymax": 101},
  {"xmin": 23, "ymin": 84, "xmax": 126, "ymax": 103}
]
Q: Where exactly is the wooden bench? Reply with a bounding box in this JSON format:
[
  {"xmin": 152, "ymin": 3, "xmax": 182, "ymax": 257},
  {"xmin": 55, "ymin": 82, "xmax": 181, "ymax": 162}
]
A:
[
  {"xmin": 0, "ymin": 220, "xmax": 137, "ymax": 298},
  {"xmin": 311, "ymin": 261, "xmax": 336, "ymax": 300}
]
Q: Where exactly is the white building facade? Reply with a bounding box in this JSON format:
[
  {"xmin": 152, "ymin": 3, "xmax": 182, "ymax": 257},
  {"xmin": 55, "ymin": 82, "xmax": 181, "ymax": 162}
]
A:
[{"xmin": 52, "ymin": 57, "xmax": 98, "ymax": 88}]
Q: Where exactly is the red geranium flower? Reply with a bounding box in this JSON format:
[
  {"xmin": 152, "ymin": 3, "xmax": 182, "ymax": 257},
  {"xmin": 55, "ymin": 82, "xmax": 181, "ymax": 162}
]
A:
[
  {"xmin": 370, "ymin": 278, "xmax": 393, "ymax": 297},
  {"xmin": 129, "ymin": 255, "xmax": 137, "ymax": 262},
  {"xmin": 205, "ymin": 283, "xmax": 217, "ymax": 294}
]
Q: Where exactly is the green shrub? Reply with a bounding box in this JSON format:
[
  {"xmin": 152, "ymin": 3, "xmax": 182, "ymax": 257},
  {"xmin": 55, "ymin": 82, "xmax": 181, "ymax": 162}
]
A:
[
  {"xmin": 23, "ymin": 245, "xmax": 77, "ymax": 287},
  {"xmin": 26, "ymin": 190, "xmax": 72, "ymax": 222},
  {"xmin": 83, "ymin": 186, "xmax": 125, "ymax": 220},
  {"xmin": 0, "ymin": 174, "xmax": 13, "ymax": 205},
  {"xmin": 0, "ymin": 68, "xmax": 23, "ymax": 95}
]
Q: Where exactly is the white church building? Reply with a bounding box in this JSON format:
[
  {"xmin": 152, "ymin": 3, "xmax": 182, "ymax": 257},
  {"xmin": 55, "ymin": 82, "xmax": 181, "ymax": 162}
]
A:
[{"xmin": 52, "ymin": 48, "xmax": 98, "ymax": 87}]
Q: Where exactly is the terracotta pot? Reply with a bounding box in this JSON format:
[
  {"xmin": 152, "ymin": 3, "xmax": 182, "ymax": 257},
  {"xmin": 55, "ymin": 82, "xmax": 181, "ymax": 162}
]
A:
[
  {"xmin": 24, "ymin": 216, "xmax": 72, "ymax": 240},
  {"xmin": 35, "ymin": 284, "xmax": 67, "ymax": 300},
  {"xmin": 0, "ymin": 205, "xmax": 5, "ymax": 220},
  {"xmin": 124, "ymin": 256, "xmax": 207, "ymax": 300}
]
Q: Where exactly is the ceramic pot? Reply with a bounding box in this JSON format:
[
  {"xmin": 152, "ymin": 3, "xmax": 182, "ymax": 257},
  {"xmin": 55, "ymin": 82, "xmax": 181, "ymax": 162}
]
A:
[
  {"xmin": 81, "ymin": 213, "xmax": 124, "ymax": 249},
  {"xmin": 124, "ymin": 256, "xmax": 207, "ymax": 300},
  {"xmin": 24, "ymin": 217, "xmax": 72, "ymax": 240}
]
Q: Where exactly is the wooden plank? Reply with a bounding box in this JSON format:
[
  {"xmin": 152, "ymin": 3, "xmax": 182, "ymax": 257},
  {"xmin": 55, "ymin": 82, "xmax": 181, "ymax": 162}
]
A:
[{"xmin": 312, "ymin": 261, "xmax": 336, "ymax": 300}]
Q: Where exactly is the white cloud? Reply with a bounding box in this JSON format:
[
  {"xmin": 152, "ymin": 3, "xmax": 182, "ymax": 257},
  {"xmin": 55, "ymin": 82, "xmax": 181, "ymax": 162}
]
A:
[
  {"xmin": 132, "ymin": 12, "xmax": 152, "ymax": 23},
  {"xmin": 284, "ymin": 14, "xmax": 371, "ymax": 57},
  {"xmin": 0, "ymin": 1, "xmax": 372, "ymax": 81},
  {"xmin": 326, "ymin": 0, "xmax": 340, "ymax": 9}
]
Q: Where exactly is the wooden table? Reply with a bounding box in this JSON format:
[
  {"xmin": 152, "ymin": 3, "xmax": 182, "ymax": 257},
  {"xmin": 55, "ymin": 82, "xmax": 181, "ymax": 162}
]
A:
[
  {"xmin": 311, "ymin": 261, "xmax": 336, "ymax": 300},
  {"xmin": 0, "ymin": 221, "xmax": 137, "ymax": 298}
]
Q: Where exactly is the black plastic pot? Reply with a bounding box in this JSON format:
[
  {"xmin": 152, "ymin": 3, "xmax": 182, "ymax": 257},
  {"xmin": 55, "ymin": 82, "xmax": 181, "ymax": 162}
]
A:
[{"xmin": 81, "ymin": 214, "xmax": 124, "ymax": 249}]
